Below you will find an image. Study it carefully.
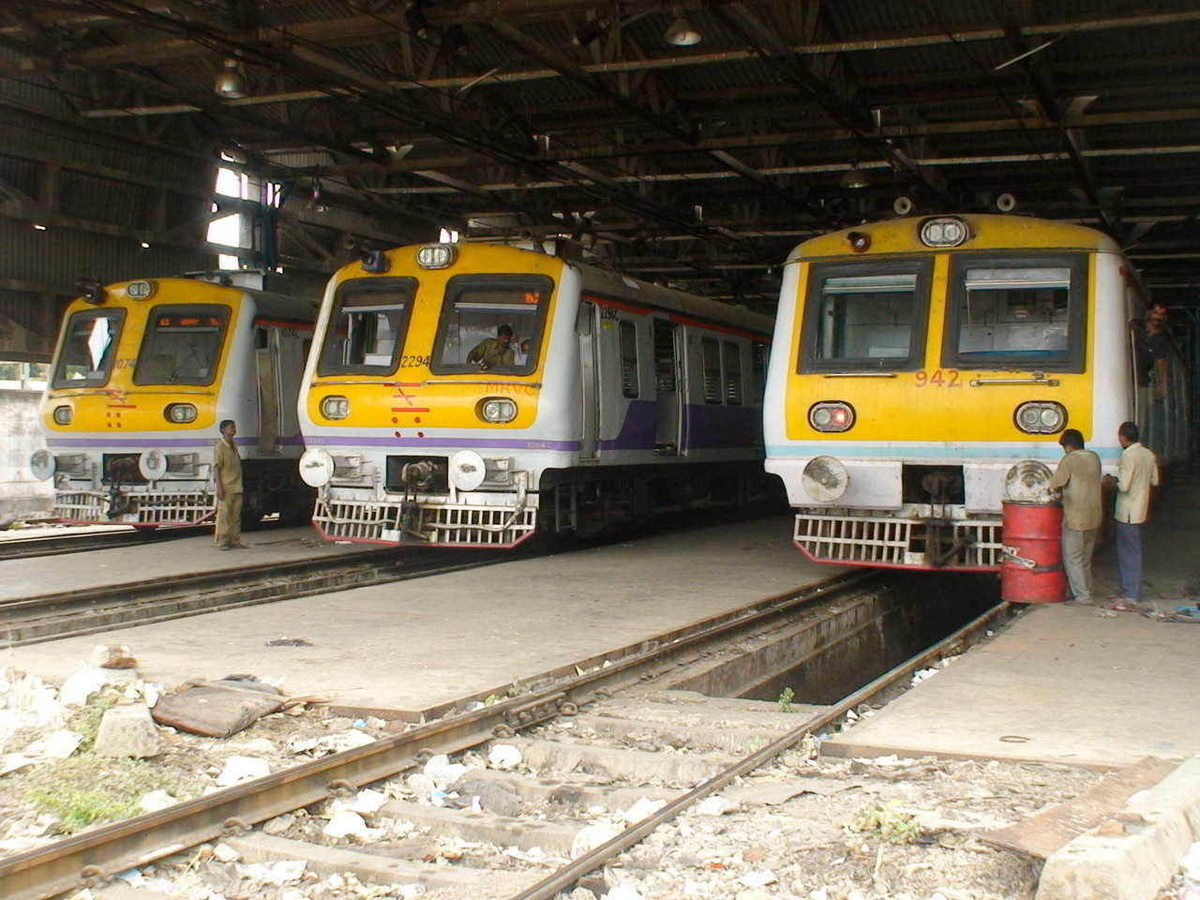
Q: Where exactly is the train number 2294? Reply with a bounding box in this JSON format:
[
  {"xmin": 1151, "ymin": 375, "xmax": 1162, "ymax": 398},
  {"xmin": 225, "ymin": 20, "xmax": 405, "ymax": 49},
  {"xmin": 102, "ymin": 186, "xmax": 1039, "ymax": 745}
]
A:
[{"xmin": 914, "ymin": 369, "xmax": 961, "ymax": 388}]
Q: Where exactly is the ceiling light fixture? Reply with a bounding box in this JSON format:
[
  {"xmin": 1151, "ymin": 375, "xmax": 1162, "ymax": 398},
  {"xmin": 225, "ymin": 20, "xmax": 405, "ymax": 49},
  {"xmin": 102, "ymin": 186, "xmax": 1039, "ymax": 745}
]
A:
[
  {"xmin": 840, "ymin": 165, "xmax": 870, "ymax": 189},
  {"xmin": 214, "ymin": 58, "xmax": 246, "ymax": 99},
  {"xmin": 664, "ymin": 8, "xmax": 701, "ymax": 47}
]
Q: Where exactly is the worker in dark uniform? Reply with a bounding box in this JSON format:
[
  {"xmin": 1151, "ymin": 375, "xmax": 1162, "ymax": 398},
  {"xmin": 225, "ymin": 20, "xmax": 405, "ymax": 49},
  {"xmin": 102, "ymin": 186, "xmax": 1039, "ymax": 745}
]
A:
[
  {"xmin": 466, "ymin": 324, "xmax": 515, "ymax": 369},
  {"xmin": 213, "ymin": 419, "xmax": 246, "ymax": 550}
]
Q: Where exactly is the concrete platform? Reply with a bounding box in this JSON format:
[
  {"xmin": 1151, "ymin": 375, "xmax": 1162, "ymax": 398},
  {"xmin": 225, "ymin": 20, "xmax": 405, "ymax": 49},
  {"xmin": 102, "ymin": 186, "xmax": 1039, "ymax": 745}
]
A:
[
  {"xmin": 5, "ymin": 515, "xmax": 837, "ymax": 713},
  {"xmin": 826, "ymin": 475, "xmax": 1200, "ymax": 770}
]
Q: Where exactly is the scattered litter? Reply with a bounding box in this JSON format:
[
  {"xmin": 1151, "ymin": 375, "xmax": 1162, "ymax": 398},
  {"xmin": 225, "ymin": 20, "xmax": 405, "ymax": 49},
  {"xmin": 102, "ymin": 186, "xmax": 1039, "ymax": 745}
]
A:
[
  {"xmin": 58, "ymin": 667, "xmax": 112, "ymax": 708},
  {"xmin": 288, "ymin": 729, "xmax": 375, "ymax": 756},
  {"xmin": 1181, "ymin": 841, "xmax": 1200, "ymax": 880},
  {"xmin": 488, "ymin": 743, "xmax": 523, "ymax": 769},
  {"xmin": 911, "ymin": 667, "xmax": 939, "ymax": 686},
  {"xmin": 215, "ymin": 755, "xmax": 271, "ymax": 786},
  {"xmin": 347, "ymin": 788, "xmax": 388, "ymax": 815},
  {"xmin": 25, "ymin": 729, "xmax": 82, "ymax": 759},
  {"xmin": 424, "ymin": 753, "xmax": 472, "ymax": 787},
  {"xmin": 138, "ymin": 789, "xmax": 178, "ymax": 813},
  {"xmin": 265, "ymin": 637, "xmax": 313, "ymax": 647},
  {"xmin": 572, "ymin": 821, "xmax": 622, "ymax": 857},
  {"xmin": 695, "ymin": 796, "xmax": 737, "ymax": 816},
  {"xmin": 240, "ymin": 859, "xmax": 307, "ymax": 885},
  {"xmin": 323, "ymin": 810, "xmax": 370, "ymax": 839},
  {"xmin": 739, "ymin": 869, "xmax": 778, "ymax": 887},
  {"xmin": 1, "ymin": 672, "xmax": 64, "ymax": 730},
  {"xmin": 621, "ymin": 797, "xmax": 667, "ymax": 823},
  {"xmin": 603, "ymin": 880, "xmax": 645, "ymax": 900}
]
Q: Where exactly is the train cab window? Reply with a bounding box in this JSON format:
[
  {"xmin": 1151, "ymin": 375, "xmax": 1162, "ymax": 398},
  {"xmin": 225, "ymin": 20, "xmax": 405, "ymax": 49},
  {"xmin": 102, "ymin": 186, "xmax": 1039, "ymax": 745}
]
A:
[
  {"xmin": 52, "ymin": 308, "xmax": 126, "ymax": 388},
  {"xmin": 702, "ymin": 338, "xmax": 722, "ymax": 404},
  {"xmin": 431, "ymin": 274, "xmax": 552, "ymax": 375},
  {"xmin": 619, "ymin": 321, "xmax": 639, "ymax": 398},
  {"xmin": 317, "ymin": 278, "xmax": 416, "ymax": 376},
  {"xmin": 133, "ymin": 305, "xmax": 229, "ymax": 385},
  {"xmin": 943, "ymin": 255, "xmax": 1086, "ymax": 371},
  {"xmin": 722, "ymin": 341, "xmax": 743, "ymax": 405},
  {"xmin": 800, "ymin": 260, "xmax": 932, "ymax": 372}
]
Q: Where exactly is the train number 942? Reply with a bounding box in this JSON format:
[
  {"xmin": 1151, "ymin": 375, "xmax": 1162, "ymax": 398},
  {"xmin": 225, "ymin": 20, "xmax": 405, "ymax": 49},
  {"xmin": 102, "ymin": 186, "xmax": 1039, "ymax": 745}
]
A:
[{"xmin": 914, "ymin": 369, "xmax": 961, "ymax": 388}]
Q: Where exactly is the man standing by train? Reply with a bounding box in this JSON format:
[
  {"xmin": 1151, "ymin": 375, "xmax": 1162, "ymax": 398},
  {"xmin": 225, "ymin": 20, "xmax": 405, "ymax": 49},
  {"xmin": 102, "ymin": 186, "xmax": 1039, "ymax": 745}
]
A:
[
  {"xmin": 1104, "ymin": 421, "xmax": 1159, "ymax": 606},
  {"xmin": 1049, "ymin": 428, "xmax": 1102, "ymax": 604},
  {"xmin": 213, "ymin": 419, "xmax": 246, "ymax": 550}
]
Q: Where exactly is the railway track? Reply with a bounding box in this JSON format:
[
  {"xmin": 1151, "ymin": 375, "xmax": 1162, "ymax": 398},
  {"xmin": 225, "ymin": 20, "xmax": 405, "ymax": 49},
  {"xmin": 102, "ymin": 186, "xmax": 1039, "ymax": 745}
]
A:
[
  {"xmin": 0, "ymin": 526, "xmax": 199, "ymax": 562},
  {"xmin": 0, "ymin": 573, "xmax": 1015, "ymax": 900},
  {"xmin": 0, "ymin": 545, "xmax": 512, "ymax": 647}
]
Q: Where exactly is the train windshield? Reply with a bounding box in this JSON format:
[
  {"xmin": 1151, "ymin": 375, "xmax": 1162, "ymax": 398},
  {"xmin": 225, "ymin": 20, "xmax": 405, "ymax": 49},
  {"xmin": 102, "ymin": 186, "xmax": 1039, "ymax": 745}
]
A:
[
  {"xmin": 800, "ymin": 260, "xmax": 931, "ymax": 371},
  {"xmin": 134, "ymin": 305, "xmax": 230, "ymax": 385},
  {"xmin": 945, "ymin": 256, "xmax": 1086, "ymax": 370},
  {"xmin": 430, "ymin": 274, "xmax": 552, "ymax": 375},
  {"xmin": 317, "ymin": 277, "xmax": 417, "ymax": 376},
  {"xmin": 52, "ymin": 308, "xmax": 126, "ymax": 388}
]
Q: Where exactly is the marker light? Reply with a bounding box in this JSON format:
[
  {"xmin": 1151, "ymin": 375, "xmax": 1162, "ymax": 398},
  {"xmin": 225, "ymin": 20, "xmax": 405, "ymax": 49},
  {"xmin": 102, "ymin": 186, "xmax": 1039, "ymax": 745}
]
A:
[
  {"xmin": 320, "ymin": 395, "xmax": 350, "ymax": 420},
  {"xmin": 299, "ymin": 448, "xmax": 334, "ymax": 487},
  {"xmin": 919, "ymin": 216, "xmax": 970, "ymax": 248},
  {"xmin": 808, "ymin": 401, "xmax": 856, "ymax": 433},
  {"xmin": 847, "ymin": 231, "xmax": 871, "ymax": 253},
  {"xmin": 1014, "ymin": 401, "xmax": 1067, "ymax": 434},
  {"xmin": 53, "ymin": 405, "xmax": 73, "ymax": 425},
  {"xmin": 165, "ymin": 403, "xmax": 197, "ymax": 423},
  {"xmin": 477, "ymin": 397, "xmax": 517, "ymax": 423},
  {"xmin": 802, "ymin": 456, "xmax": 849, "ymax": 501},
  {"xmin": 1004, "ymin": 460, "xmax": 1054, "ymax": 502},
  {"xmin": 416, "ymin": 243, "xmax": 457, "ymax": 269},
  {"xmin": 448, "ymin": 450, "xmax": 487, "ymax": 491}
]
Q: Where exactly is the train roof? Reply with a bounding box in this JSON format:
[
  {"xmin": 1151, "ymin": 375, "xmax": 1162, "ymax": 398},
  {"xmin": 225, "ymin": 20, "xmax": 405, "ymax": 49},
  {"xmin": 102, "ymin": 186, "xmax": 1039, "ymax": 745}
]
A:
[
  {"xmin": 789, "ymin": 214, "xmax": 1122, "ymax": 262},
  {"xmin": 90, "ymin": 274, "xmax": 319, "ymax": 322}
]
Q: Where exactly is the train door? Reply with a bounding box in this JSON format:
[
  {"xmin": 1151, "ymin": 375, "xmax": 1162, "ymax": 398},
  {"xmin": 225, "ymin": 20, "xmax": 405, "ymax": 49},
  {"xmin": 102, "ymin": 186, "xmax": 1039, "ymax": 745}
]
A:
[
  {"xmin": 576, "ymin": 300, "xmax": 599, "ymax": 459},
  {"xmin": 254, "ymin": 325, "xmax": 279, "ymax": 453},
  {"xmin": 653, "ymin": 318, "xmax": 681, "ymax": 454}
]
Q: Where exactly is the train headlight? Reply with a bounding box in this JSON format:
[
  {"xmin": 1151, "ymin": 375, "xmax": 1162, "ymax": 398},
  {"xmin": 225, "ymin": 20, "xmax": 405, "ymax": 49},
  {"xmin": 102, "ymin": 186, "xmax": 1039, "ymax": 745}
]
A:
[
  {"xmin": 138, "ymin": 449, "xmax": 168, "ymax": 480},
  {"xmin": 416, "ymin": 243, "xmax": 457, "ymax": 269},
  {"xmin": 448, "ymin": 449, "xmax": 487, "ymax": 491},
  {"xmin": 52, "ymin": 405, "xmax": 72, "ymax": 425},
  {"xmin": 320, "ymin": 395, "xmax": 350, "ymax": 420},
  {"xmin": 125, "ymin": 279, "xmax": 157, "ymax": 300},
  {"xmin": 1005, "ymin": 460, "xmax": 1054, "ymax": 503},
  {"xmin": 919, "ymin": 216, "xmax": 970, "ymax": 248},
  {"xmin": 477, "ymin": 397, "xmax": 518, "ymax": 424},
  {"xmin": 299, "ymin": 448, "xmax": 334, "ymax": 487},
  {"xmin": 1014, "ymin": 401, "xmax": 1067, "ymax": 434},
  {"xmin": 30, "ymin": 449, "xmax": 56, "ymax": 481},
  {"xmin": 802, "ymin": 456, "xmax": 849, "ymax": 501},
  {"xmin": 808, "ymin": 401, "xmax": 855, "ymax": 433},
  {"xmin": 164, "ymin": 403, "xmax": 197, "ymax": 424}
]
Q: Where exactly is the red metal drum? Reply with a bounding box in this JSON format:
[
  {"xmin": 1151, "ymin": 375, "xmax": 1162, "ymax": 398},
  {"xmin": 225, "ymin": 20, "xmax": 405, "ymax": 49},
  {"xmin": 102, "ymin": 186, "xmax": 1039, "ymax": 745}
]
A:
[{"xmin": 1000, "ymin": 500, "xmax": 1067, "ymax": 603}]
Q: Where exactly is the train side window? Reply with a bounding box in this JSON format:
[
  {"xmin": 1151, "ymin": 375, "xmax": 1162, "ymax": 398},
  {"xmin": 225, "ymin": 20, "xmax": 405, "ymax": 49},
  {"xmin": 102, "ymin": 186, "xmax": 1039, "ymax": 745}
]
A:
[
  {"xmin": 52, "ymin": 308, "xmax": 126, "ymax": 388},
  {"xmin": 942, "ymin": 254, "xmax": 1087, "ymax": 372},
  {"xmin": 653, "ymin": 319, "xmax": 676, "ymax": 392},
  {"xmin": 800, "ymin": 259, "xmax": 932, "ymax": 372},
  {"xmin": 702, "ymin": 337, "xmax": 722, "ymax": 404},
  {"xmin": 752, "ymin": 341, "xmax": 769, "ymax": 404},
  {"xmin": 723, "ymin": 340, "xmax": 742, "ymax": 405},
  {"xmin": 134, "ymin": 305, "xmax": 230, "ymax": 385},
  {"xmin": 431, "ymin": 274, "xmax": 553, "ymax": 375},
  {"xmin": 619, "ymin": 320, "xmax": 639, "ymax": 398},
  {"xmin": 317, "ymin": 277, "xmax": 417, "ymax": 376}
]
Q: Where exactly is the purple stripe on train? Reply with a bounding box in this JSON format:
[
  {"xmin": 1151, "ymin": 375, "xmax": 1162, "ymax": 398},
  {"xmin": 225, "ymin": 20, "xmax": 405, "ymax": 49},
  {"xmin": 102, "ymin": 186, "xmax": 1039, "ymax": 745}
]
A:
[
  {"xmin": 304, "ymin": 436, "xmax": 582, "ymax": 451},
  {"xmin": 598, "ymin": 401, "xmax": 762, "ymax": 451},
  {"xmin": 47, "ymin": 435, "xmax": 303, "ymax": 448}
]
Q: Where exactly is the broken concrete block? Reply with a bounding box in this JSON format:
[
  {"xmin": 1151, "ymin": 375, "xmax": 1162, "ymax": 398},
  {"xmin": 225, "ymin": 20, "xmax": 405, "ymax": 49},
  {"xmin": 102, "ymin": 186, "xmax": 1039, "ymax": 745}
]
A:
[
  {"xmin": 93, "ymin": 705, "xmax": 162, "ymax": 758},
  {"xmin": 152, "ymin": 679, "xmax": 285, "ymax": 738},
  {"xmin": 90, "ymin": 645, "xmax": 138, "ymax": 669}
]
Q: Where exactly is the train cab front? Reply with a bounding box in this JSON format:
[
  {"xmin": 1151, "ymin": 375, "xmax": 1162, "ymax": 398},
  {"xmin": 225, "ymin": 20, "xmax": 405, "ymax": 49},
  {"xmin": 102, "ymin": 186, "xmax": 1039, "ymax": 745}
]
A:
[
  {"xmin": 301, "ymin": 243, "xmax": 562, "ymax": 547},
  {"xmin": 33, "ymin": 278, "xmax": 234, "ymax": 527}
]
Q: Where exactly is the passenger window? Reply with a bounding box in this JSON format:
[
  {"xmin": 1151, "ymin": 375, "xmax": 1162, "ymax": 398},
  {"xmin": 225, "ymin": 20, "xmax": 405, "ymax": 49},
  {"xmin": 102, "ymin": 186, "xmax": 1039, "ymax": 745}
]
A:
[
  {"xmin": 653, "ymin": 319, "xmax": 677, "ymax": 392},
  {"xmin": 722, "ymin": 341, "xmax": 742, "ymax": 405},
  {"xmin": 134, "ymin": 305, "xmax": 229, "ymax": 385},
  {"xmin": 944, "ymin": 257, "xmax": 1085, "ymax": 370},
  {"xmin": 431, "ymin": 274, "xmax": 552, "ymax": 375},
  {"xmin": 702, "ymin": 338, "xmax": 722, "ymax": 404},
  {"xmin": 619, "ymin": 321, "xmax": 639, "ymax": 398},
  {"xmin": 800, "ymin": 260, "xmax": 932, "ymax": 372},
  {"xmin": 317, "ymin": 277, "xmax": 416, "ymax": 376}
]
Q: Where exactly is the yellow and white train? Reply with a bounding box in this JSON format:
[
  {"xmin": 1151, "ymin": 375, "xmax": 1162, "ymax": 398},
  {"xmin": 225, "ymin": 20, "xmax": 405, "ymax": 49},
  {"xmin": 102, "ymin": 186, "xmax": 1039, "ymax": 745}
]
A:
[
  {"xmin": 763, "ymin": 214, "xmax": 1189, "ymax": 570},
  {"xmin": 298, "ymin": 242, "xmax": 775, "ymax": 547},
  {"xmin": 31, "ymin": 272, "xmax": 316, "ymax": 528}
]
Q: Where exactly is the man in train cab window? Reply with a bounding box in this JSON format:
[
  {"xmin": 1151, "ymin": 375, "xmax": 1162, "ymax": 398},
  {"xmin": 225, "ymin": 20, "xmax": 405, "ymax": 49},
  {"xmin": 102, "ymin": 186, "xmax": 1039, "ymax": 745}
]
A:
[
  {"xmin": 1048, "ymin": 428, "xmax": 1102, "ymax": 604},
  {"xmin": 213, "ymin": 419, "xmax": 247, "ymax": 550},
  {"xmin": 466, "ymin": 324, "xmax": 515, "ymax": 369},
  {"xmin": 1102, "ymin": 421, "xmax": 1160, "ymax": 608}
]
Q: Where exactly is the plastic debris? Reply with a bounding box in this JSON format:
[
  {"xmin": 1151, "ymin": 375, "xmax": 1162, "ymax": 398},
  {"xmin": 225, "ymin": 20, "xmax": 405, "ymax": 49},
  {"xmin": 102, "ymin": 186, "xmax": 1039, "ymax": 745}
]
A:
[
  {"xmin": 323, "ymin": 810, "xmax": 370, "ymax": 839},
  {"xmin": 215, "ymin": 755, "xmax": 271, "ymax": 786},
  {"xmin": 1182, "ymin": 841, "xmax": 1200, "ymax": 880},
  {"xmin": 288, "ymin": 729, "xmax": 375, "ymax": 756},
  {"xmin": 603, "ymin": 880, "xmax": 645, "ymax": 900},
  {"xmin": 488, "ymin": 743, "xmax": 523, "ymax": 770},
  {"xmin": 348, "ymin": 788, "xmax": 388, "ymax": 815},
  {"xmin": 572, "ymin": 821, "xmax": 622, "ymax": 858},
  {"xmin": 25, "ymin": 729, "xmax": 82, "ymax": 759},
  {"xmin": 695, "ymin": 796, "xmax": 737, "ymax": 817},
  {"xmin": 739, "ymin": 870, "xmax": 778, "ymax": 887},
  {"xmin": 240, "ymin": 859, "xmax": 307, "ymax": 885},
  {"xmin": 621, "ymin": 797, "xmax": 667, "ymax": 823},
  {"xmin": 424, "ymin": 753, "xmax": 472, "ymax": 787}
]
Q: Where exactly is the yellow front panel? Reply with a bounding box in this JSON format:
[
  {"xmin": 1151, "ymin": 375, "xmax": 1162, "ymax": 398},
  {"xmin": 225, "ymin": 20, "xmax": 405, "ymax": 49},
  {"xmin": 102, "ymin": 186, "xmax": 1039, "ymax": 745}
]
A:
[
  {"xmin": 43, "ymin": 280, "xmax": 244, "ymax": 433},
  {"xmin": 308, "ymin": 245, "xmax": 564, "ymax": 430},
  {"xmin": 783, "ymin": 253, "xmax": 1096, "ymax": 445}
]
